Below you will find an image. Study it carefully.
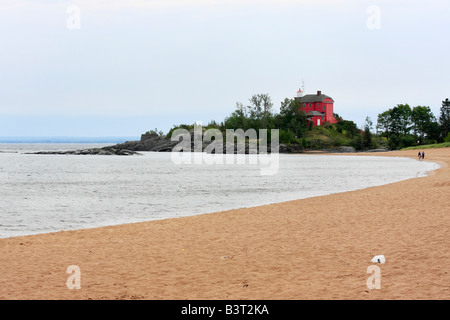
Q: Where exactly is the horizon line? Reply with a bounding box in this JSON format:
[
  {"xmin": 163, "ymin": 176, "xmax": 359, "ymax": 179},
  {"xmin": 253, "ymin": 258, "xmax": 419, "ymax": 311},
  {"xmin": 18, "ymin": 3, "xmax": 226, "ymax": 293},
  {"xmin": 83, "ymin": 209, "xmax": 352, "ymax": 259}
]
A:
[{"xmin": 0, "ymin": 136, "xmax": 140, "ymax": 143}]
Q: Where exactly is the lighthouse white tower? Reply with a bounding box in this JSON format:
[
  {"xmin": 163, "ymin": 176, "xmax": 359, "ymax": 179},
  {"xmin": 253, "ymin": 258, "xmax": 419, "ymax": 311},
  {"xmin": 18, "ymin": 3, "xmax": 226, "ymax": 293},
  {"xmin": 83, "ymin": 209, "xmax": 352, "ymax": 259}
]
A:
[{"xmin": 296, "ymin": 80, "xmax": 305, "ymax": 98}]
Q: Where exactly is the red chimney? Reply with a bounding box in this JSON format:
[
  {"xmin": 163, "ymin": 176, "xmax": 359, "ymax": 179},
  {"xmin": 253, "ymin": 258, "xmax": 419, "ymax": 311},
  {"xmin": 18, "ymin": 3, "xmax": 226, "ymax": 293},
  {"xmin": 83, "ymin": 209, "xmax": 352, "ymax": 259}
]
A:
[{"xmin": 317, "ymin": 90, "xmax": 321, "ymax": 95}]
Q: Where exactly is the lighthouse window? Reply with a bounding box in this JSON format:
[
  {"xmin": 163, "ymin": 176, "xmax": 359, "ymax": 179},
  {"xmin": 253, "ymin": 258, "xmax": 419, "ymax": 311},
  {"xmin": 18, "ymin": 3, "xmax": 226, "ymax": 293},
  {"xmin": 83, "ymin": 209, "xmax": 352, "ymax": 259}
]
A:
[{"xmin": 323, "ymin": 106, "xmax": 325, "ymax": 110}]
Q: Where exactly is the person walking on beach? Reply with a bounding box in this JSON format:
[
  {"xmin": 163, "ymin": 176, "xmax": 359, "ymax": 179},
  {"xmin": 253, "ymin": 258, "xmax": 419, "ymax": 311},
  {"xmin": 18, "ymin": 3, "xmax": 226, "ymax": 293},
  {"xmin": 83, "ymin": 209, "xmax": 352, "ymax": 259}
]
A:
[
  {"xmin": 422, "ymin": 151, "xmax": 425, "ymax": 160},
  {"xmin": 418, "ymin": 151, "xmax": 422, "ymax": 160}
]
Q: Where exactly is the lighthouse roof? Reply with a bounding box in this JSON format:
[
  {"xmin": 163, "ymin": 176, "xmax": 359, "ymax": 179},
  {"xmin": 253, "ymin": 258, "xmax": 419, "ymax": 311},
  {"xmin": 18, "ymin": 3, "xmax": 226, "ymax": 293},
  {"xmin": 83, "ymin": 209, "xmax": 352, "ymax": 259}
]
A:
[{"xmin": 296, "ymin": 93, "xmax": 334, "ymax": 103}]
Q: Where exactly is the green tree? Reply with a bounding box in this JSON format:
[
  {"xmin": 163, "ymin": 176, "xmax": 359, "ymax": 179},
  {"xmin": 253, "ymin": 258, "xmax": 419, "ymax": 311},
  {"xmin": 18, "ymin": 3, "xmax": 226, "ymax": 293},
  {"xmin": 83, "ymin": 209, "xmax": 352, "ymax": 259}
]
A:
[
  {"xmin": 391, "ymin": 104, "xmax": 412, "ymax": 136},
  {"xmin": 376, "ymin": 110, "xmax": 392, "ymax": 138},
  {"xmin": 411, "ymin": 106, "xmax": 439, "ymax": 143},
  {"xmin": 335, "ymin": 119, "xmax": 360, "ymax": 137},
  {"xmin": 224, "ymin": 93, "xmax": 276, "ymax": 132},
  {"xmin": 247, "ymin": 93, "xmax": 274, "ymax": 130},
  {"xmin": 363, "ymin": 116, "xmax": 374, "ymax": 149},
  {"xmin": 377, "ymin": 104, "xmax": 414, "ymax": 149},
  {"xmin": 224, "ymin": 102, "xmax": 249, "ymax": 130},
  {"xmin": 276, "ymin": 98, "xmax": 307, "ymax": 138},
  {"xmin": 334, "ymin": 113, "xmax": 343, "ymax": 122},
  {"xmin": 440, "ymin": 98, "xmax": 450, "ymax": 140}
]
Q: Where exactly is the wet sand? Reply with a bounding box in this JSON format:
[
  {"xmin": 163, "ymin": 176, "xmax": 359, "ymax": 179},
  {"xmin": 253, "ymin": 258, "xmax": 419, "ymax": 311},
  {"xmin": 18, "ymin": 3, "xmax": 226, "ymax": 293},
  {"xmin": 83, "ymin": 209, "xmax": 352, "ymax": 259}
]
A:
[{"xmin": 1, "ymin": 148, "xmax": 449, "ymax": 300}]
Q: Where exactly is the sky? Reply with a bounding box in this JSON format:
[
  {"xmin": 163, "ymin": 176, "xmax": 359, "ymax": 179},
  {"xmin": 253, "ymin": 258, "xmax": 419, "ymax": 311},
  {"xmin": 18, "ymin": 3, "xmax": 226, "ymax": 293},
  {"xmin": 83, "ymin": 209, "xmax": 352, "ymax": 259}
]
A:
[{"xmin": 0, "ymin": 0, "xmax": 449, "ymax": 138}]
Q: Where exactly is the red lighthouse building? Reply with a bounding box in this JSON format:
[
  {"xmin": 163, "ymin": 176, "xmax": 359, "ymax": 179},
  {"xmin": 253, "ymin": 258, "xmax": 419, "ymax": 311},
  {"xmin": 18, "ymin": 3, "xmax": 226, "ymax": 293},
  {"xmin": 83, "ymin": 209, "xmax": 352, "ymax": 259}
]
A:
[{"xmin": 295, "ymin": 89, "xmax": 337, "ymax": 126}]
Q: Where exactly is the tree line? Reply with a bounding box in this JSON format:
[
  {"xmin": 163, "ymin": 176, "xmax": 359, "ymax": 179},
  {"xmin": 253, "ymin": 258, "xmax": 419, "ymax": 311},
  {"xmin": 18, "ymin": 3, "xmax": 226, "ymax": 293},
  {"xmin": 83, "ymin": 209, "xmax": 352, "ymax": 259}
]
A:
[
  {"xmin": 167, "ymin": 93, "xmax": 361, "ymax": 146},
  {"xmin": 376, "ymin": 99, "xmax": 450, "ymax": 149},
  {"xmin": 161, "ymin": 93, "xmax": 450, "ymax": 150}
]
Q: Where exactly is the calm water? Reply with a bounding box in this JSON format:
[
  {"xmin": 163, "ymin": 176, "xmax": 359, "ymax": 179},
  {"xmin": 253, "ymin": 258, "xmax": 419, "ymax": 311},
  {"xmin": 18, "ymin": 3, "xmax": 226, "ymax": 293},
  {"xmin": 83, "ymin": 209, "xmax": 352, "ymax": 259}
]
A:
[{"xmin": 0, "ymin": 143, "xmax": 440, "ymax": 238}]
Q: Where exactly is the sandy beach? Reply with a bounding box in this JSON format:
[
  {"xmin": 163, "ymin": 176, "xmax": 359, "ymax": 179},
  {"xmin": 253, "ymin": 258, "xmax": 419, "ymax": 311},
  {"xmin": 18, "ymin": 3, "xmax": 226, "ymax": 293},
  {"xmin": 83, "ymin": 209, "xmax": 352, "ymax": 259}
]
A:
[{"xmin": 0, "ymin": 148, "xmax": 449, "ymax": 300}]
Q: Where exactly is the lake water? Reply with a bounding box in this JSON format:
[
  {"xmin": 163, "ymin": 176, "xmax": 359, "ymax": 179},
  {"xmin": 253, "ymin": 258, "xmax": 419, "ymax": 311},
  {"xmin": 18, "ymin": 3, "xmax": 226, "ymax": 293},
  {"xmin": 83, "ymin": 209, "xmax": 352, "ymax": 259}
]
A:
[{"xmin": 0, "ymin": 143, "xmax": 440, "ymax": 238}]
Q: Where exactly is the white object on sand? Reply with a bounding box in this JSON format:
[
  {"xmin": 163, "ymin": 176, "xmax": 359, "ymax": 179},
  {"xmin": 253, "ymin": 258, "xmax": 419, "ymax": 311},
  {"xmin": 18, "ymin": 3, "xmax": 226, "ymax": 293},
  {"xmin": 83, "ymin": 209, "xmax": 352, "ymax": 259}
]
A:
[{"xmin": 371, "ymin": 255, "xmax": 386, "ymax": 264}]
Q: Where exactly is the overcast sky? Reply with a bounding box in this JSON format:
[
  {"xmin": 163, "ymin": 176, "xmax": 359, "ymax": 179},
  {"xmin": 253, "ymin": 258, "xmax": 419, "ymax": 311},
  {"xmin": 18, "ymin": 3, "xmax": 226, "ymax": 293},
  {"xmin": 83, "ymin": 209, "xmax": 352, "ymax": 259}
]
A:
[{"xmin": 0, "ymin": 0, "xmax": 449, "ymax": 137}]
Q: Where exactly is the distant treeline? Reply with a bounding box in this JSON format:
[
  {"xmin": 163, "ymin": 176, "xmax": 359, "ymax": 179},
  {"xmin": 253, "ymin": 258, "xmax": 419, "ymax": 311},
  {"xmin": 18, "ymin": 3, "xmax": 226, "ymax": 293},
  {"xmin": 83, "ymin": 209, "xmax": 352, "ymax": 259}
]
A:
[
  {"xmin": 145, "ymin": 94, "xmax": 450, "ymax": 151},
  {"xmin": 162, "ymin": 93, "xmax": 365, "ymax": 150},
  {"xmin": 376, "ymin": 98, "xmax": 450, "ymax": 149}
]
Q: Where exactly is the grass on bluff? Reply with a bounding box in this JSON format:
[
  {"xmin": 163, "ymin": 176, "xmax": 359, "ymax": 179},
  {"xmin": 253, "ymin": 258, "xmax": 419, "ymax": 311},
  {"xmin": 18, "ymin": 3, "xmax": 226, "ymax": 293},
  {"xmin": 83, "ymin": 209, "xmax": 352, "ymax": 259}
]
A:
[
  {"xmin": 296, "ymin": 124, "xmax": 358, "ymax": 150},
  {"xmin": 402, "ymin": 142, "xmax": 450, "ymax": 150}
]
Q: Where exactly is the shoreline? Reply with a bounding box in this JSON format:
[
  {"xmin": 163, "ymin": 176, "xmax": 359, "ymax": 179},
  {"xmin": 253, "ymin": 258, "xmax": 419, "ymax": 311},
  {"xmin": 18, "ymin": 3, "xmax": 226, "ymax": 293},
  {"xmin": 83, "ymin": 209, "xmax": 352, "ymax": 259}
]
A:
[{"xmin": 0, "ymin": 148, "xmax": 449, "ymax": 299}]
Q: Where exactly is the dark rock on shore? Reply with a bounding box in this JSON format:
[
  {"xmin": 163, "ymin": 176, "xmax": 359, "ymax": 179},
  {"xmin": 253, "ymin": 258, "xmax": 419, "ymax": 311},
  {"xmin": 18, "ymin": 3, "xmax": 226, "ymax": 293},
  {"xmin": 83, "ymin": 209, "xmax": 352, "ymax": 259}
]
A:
[
  {"xmin": 30, "ymin": 147, "xmax": 139, "ymax": 156},
  {"xmin": 111, "ymin": 131, "xmax": 283, "ymax": 154},
  {"xmin": 29, "ymin": 131, "xmax": 378, "ymax": 156},
  {"xmin": 29, "ymin": 132, "xmax": 305, "ymax": 155},
  {"xmin": 115, "ymin": 134, "xmax": 178, "ymax": 152},
  {"xmin": 279, "ymin": 143, "xmax": 303, "ymax": 153},
  {"xmin": 325, "ymin": 146, "xmax": 356, "ymax": 153},
  {"xmin": 27, "ymin": 133, "xmax": 178, "ymax": 156}
]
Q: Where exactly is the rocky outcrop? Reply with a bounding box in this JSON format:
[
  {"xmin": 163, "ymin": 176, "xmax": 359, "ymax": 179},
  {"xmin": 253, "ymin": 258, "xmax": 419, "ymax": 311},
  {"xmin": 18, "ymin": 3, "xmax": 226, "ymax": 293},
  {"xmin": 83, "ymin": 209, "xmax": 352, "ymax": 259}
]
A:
[
  {"xmin": 31, "ymin": 147, "xmax": 138, "ymax": 156},
  {"xmin": 325, "ymin": 146, "xmax": 356, "ymax": 153},
  {"xmin": 279, "ymin": 143, "xmax": 303, "ymax": 154},
  {"xmin": 109, "ymin": 131, "xmax": 284, "ymax": 154},
  {"xmin": 30, "ymin": 131, "xmax": 374, "ymax": 156},
  {"xmin": 113, "ymin": 134, "xmax": 178, "ymax": 152},
  {"xmin": 28, "ymin": 132, "xmax": 390, "ymax": 156},
  {"xmin": 29, "ymin": 132, "xmax": 307, "ymax": 155}
]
